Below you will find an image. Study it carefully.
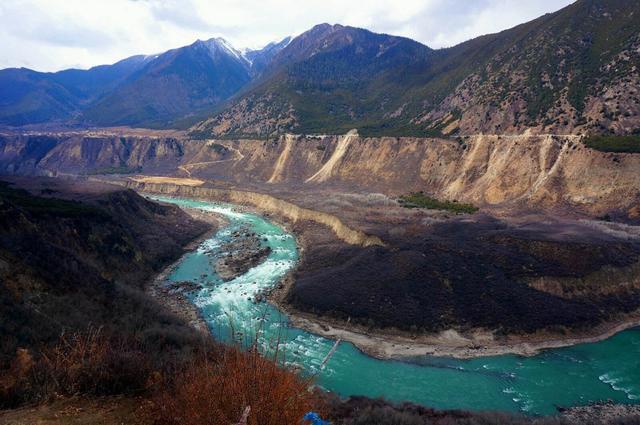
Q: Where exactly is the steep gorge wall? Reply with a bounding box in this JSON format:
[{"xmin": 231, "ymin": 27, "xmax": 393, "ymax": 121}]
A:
[
  {"xmin": 0, "ymin": 133, "xmax": 186, "ymax": 175},
  {"xmin": 192, "ymin": 134, "xmax": 640, "ymax": 217},
  {"xmin": 2, "ymin": 132, "xmax": 639, "ymax": 217},
  {"xmin": 102, "ymin": 178, "xmax": 384, "ymax": 247}
]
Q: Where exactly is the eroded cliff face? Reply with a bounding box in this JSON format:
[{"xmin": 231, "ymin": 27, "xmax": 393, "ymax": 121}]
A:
[
  {"xmin": 106, "ymin": 179, "xmax": 383, "ymax": 247},
  {"xmin": 2, "ymin": 131, "xmax": 639, "ymax": 218},
  {"xmin": 0, "ymin": 133, "xmax": 186, "ymax": 175},
  {"xmin": 177, "ymin": 133, "xmax": 640, "ymax": 218}
]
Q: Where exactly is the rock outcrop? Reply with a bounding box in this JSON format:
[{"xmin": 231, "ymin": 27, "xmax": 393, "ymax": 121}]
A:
[{"xmin": 215, "ymin": 227, "xmax": 271, "ymax": 281}]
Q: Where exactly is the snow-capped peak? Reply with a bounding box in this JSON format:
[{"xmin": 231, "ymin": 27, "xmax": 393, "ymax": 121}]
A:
[
  {"xmin": 240, "ymin": 36, "xmax": 292, "ymax": 65},
  {"xmin": 240, "ymin": 47, "xmax": 254, "ymax": 65},
  {"xmin": 199, "ymin": 37, "xmax": 249, "ymax": 66}
]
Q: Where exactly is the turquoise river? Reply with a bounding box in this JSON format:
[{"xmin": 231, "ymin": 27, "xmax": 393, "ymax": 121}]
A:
[{"xmin": 152, "ymin": 195, "xmax": 640, "ymax": 416}]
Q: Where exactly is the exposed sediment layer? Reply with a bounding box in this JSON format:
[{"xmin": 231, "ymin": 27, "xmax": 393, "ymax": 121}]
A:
[
  {"xmin": 267, "ymin": 134, "xmax": 294, "ymax": 183},
  {"xmin": 305, "ymin": 129, "xmax": 358, "ymax": 183},
  {"xmin": 99, "ymin": 178, "xmax": 384, "ymax": 247},
  {"xmin": 3, "ymin": 132, "xmax": 640, "ymax": 217}
]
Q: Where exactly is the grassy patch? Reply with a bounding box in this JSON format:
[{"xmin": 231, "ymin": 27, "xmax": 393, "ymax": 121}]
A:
[
  {"xmin": 208, "ymin": 143, "xmax": 228, "ymax": 154},
  {"xmin": 399, "ymin": 191, "xmax": 478, "ymax": 214},
  {"xmin": 583, "ymin": 135, "xmax": 640, "ymax": 153}
]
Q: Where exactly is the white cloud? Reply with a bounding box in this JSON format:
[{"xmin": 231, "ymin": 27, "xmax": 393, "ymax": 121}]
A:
[{"xmin": 0, "ymin": 0, "xmax": 575, "ymax": 71}]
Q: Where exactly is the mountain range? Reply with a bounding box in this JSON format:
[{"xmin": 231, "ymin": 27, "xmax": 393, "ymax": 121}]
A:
[
  {"xmin": 1, "ymin": 0, "xmax": 638, "ymax": 137},
  {"xmin": 0, "ymin": 37, "xmax": 291, "ymax": 128}
]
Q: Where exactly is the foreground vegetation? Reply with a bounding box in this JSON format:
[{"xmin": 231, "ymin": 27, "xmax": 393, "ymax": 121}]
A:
[
  {"xmin": 399, "ymin": 191, "xmax": 478, "ymax": 214},
  {"xmin": 583, "ymin": 135, "xmax": 640, "ymax": 153},
  {"xmin": 150, "ymin": 338, "xmax": 324, "ymax": 425},
  {"xmin": 0, "ymin": 329, "xmax": 325, "ymax": 425}
]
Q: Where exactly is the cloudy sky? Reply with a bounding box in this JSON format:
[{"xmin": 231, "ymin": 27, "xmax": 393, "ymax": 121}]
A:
[{"xmin": 0, "ymin": 0, "xmax": 574, "ymax": 72}]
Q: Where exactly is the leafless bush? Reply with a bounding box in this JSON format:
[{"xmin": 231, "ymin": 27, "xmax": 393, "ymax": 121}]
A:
[
  {"xmin": 0, "ymin": 327, "xmax": 154, "ymax": 408},
  {"xmin": 147, "ymin": 338, "xmax": 326, "ymax": 425}
]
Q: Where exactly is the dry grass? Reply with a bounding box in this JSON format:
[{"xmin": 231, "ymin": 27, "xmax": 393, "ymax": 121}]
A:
[
  {"xmin": 148, "ymin": 344, "xmax": 325, "ymax": 425},
  {"xmin": 1, "ymin": 326, "xmax": 325, "ymax": 424},
  {"xmin": 38, "ymin": 328, "xmax": 154, "ymax": 396},
  {"xmin": 0, "ymin": 328, "xmax": 154, "ymax": 408}
]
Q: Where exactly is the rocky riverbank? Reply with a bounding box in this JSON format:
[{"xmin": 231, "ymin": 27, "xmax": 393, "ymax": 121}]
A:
[
  {"xmin": 558, "ymin": 401, "xmax": 640, "ymax": 424},
  {"xmin": 275, "ymin": 303, "xmax": 640, "ymax": 360},
  {"xmin": 146, "ymin": 206, "xmax": 227, "ymax": 334}
]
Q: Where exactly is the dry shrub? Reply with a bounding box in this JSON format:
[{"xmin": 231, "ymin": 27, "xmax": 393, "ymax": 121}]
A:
[
  {"xmin": 0, "ymin": 327, "xmax": 154, "ymax": 408},
  {"xmin": 1, "ymin": 326, "xmax": 324, "ymax": 423},
  {"xmin": 0, "ymin": 348, "xmax": 35, "ymax": 407},
  {"xmin": 39, "ymin": 327, "xmax": 153, "ymax": 396},
  {"xmin": 148, "ymin": 344, "xmax": 326, "ymax": 425}
]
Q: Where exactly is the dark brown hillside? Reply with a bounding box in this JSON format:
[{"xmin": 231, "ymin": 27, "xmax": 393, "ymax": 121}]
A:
[
  {"xmin": 0, "ymin": 177, "xmax": 210, "ymax": 366},
  {"xmin": 288, "ymin": 213, "xmax": 640, "ymax": 335}
]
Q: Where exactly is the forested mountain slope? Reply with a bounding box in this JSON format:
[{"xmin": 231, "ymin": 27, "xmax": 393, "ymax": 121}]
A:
[{"xmin": 193, "ymin": 0, "xmax": 640, "ymax": 138}]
